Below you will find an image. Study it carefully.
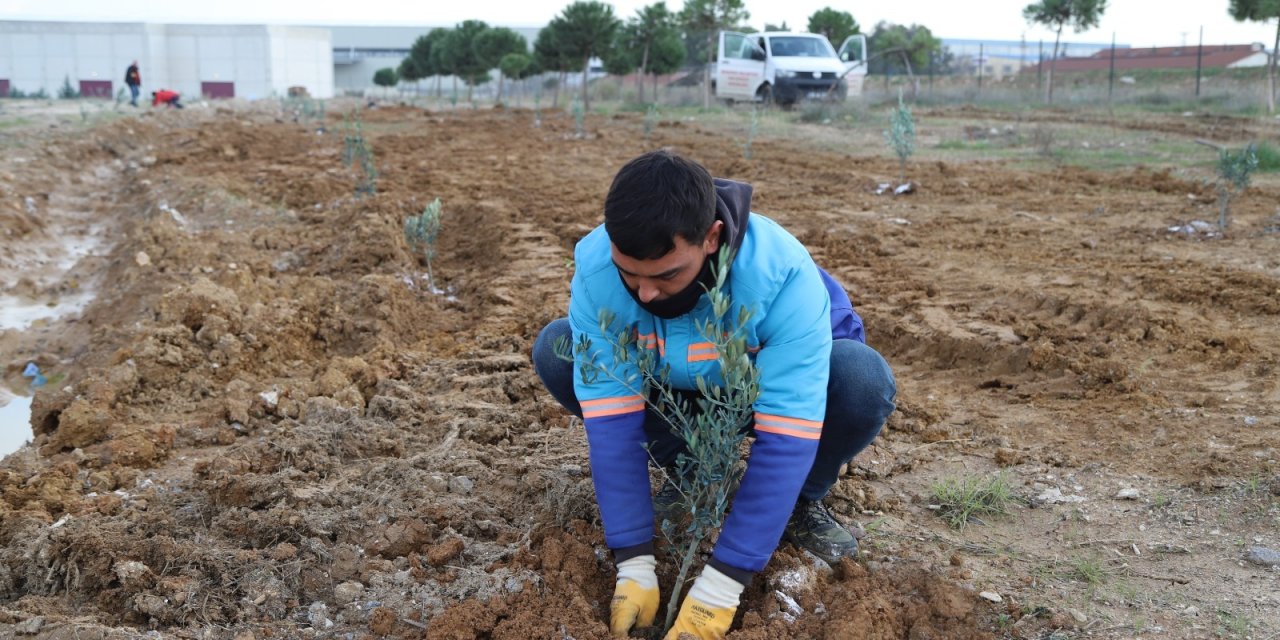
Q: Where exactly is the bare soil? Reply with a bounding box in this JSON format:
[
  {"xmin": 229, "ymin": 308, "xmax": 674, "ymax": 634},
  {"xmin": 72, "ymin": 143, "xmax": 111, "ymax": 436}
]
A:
[{"xmin": 0, "ymin": 99, "xmax": 1276, "ymax": 639}]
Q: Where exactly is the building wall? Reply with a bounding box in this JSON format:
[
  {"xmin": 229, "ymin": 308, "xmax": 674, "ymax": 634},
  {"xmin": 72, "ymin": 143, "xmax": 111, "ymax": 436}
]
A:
[
  {"xmin": 335, "ymin": 55, "xmax": 405, "ymax": 95},
  {"xmin": 267, "ymin": 26, "xmax": 333, "ymax": 98},
  {"xmin": 0, "ymin": 21, "xmax": 150, "ymax": 98},
  {"xmin": 0, "ymin": 21, "xmax": 333, "ymax": 100},
  {"xmin": 1227, "ymin": 52, "xmax": 1271, "ymax": 68}
]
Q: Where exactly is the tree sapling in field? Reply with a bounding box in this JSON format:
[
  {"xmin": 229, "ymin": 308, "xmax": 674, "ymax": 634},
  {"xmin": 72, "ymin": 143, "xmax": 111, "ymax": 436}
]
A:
[
  {"xmin": 885, "ymin": 89, "xmax": 916, "ymax": 186},
  {"xmin": 1215, "ymin": 143, "xmax": 1258, "ymax": 230},
  {"xmin": 558, "ymin": 246, "xmax": 760, "ymax": 635},
  {"xmin": 404, "ymin": 198, "xmax": 444, "ymax": 292},
  {"xmin": 741, "ymin": 107, "xmax": 760, "ymax": 160},
  {"xmin": 342, "ymin": 111, "xmax": 378, "ymax": 197},
  {"xmin": 643, "ymin": 104, "xmax": 659, "ymax": 140},
  {"xmin": 572, "ymin": 96, "xmax": 585, "ymax": 137}
]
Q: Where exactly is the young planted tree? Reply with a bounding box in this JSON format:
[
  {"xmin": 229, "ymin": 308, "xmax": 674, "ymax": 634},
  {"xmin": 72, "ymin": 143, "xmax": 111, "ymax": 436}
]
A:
[
  {"xmin": 886, "ymin": 89, "xmax": 916, "ymax": 185},
  {"xmin": 1215, "ymin": 144, "xmax": 1259, "ymax": 230},
  {"xmin": 643, "ymin": 104, "xmax": 660, "ymax": 138},
  {"xmin": 1228, "ymin": 0, "xmax": 1280, "ymax": 114},
  {"xmin": 342, "ymin": 112, "xmax": 378, "ymax": 196},
  {"xmin": 476, "ymin": 27, "xmax": 529, "ymax": 104},
  {"xmin": 1022, "ymin": 0, "xmax": 1108, "ymax": 104},
  {"xmin": 807, "ymin": 7, "xmax": 861, "ymax": 45},
  {"xmin": 560, "ymin": 247, "xmax": 759, "ymax": 636},
  {"xmin": 680, "ymin": 0, "xmax": 750, "ymax": 108},
  {"xmin": 404, "ymin": 198, "xmax": 445, "ymax": 291},
  {"xmin": 741, "ymin": 106, "xmax": 759, "ymax": 159},
  {"xmin": 554, "ymin": 1, "xmax": 621, "ymax": 112}
]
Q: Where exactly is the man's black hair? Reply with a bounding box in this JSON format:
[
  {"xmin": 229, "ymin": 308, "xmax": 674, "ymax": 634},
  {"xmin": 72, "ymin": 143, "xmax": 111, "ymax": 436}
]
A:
[{"xmin": 604, "ymin": 149, "xmax": 716, "ymax": 260}]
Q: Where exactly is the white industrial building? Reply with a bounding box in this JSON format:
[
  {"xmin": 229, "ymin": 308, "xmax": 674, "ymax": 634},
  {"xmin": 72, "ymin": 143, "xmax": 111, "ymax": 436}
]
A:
[{"xmin": 0, "ymin": 21, "xmax": 334, "ymax": 100}]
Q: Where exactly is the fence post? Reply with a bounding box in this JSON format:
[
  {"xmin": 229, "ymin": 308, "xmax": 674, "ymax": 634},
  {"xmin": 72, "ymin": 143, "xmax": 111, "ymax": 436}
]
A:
[
  {"xmin": 928, "ymin": 52, "xmax": 934, "ymax": 98},
  {"xmin": 1195, "ymin": 26, "xmax": 1204, "ymax": 98},
  {"xmin": 1108, "ymin": 33, "xmax": 1116, "ymax": 104},
  {"xmin": 1037, "ymin": 40, "xmax": 1044, "ymax": 94},
  {"xmin": 977, "ymin": 43, "xmax": 984, "ymax": 95}
]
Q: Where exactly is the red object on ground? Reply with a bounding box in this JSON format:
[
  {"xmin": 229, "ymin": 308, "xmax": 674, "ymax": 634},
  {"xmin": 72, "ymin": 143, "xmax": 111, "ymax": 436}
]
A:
[{"xmin": 153, "ymin": 89, "xmax": 180, "ymax": 106}]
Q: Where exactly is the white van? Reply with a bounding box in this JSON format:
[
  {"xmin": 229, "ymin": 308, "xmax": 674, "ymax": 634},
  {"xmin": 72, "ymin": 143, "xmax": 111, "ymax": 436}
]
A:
[{"xmin": 715, "ymin": 31, "xmax": 867, "ymax": 105}]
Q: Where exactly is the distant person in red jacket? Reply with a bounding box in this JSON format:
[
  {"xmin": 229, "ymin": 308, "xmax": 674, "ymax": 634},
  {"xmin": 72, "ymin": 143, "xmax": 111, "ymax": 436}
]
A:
[
  {"xmin": 124, "ymin": 61, "xmax": 141, "ymax": 107},
  {"xmin": 151, "ymin": 89, "xmax": 183, "ymax": 109}
]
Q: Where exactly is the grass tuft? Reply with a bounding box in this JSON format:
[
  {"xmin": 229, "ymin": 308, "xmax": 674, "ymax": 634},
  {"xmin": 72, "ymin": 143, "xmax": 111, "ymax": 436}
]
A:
[
  {"xmin": 929, "ymin": 472, "xmax": 1019, "ymax": 529},
  {"xmin": 1253, "ymin": 141, "xmax": 1280, "ymax": 172}
]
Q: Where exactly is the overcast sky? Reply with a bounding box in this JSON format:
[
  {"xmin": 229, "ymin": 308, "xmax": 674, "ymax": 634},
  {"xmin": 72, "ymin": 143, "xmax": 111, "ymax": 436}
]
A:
[{"xmin": 1, "ymin": 0, "xmax": 1275, "ymax": 48}]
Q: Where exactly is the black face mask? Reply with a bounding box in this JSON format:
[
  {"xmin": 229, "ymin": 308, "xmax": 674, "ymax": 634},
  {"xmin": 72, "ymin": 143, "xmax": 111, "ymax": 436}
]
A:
[{"xmin": 621, "ymin": 254, "xmax": 718, "ymax": 320}]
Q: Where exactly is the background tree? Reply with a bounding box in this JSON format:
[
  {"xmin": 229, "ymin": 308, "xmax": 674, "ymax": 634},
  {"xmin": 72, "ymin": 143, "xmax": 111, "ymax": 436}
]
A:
[
  {"xmin": 372, "ymin": 67, "xmax": 399, "ymax": 97},
  {"xmin": 680, "ymin": 0, "xmax": 750, "ymax": 108},
  {"xmin": 534, "ymin": 19, "xmax": 575, "ymax": 107},
  {"xmin": 868, "ymin": 22, "xmax": 943, "ymax": 96},
  {"xmin": 807, "ymin": 8, "xmax": 860, "ymax": 45},
  {"xmin": 615, "ymin": 2, "xmax": 680, "ymax": 103},
  {"xmin": 405, "ymin": 30, "xmax": 449, "ymax": 98},
  {"xmin": 1228, "ymin": 0, "xmax": 1280, "ymax": 114},
  {"xmin": 604, "ymin": 25, "xmax": 642, "ymax": 79},
  {"xmin": 647, "ymin": 28, "xmax": 686, "ymax": 102},
  {"xmin": 476, "ymin": 27, "xmax": 529, "ymax": 103},
  {"xmin": 397, "ymin": 56, "xmax": 424, "ymax": 95},
  {"xmin": 498, "ymin": 52, "xmax": 533, "ymax": 104},
  {"xmin": 763, "ymin": 21, "xmax": 789, "ymax": 32},
  {"xmin": 554, "ymin": 1, "xmax": 621, "ymax": 112},
  {"xmin": 1023, "ymin": 0, "xmax": 1108, "ymax": 104},
  {"xmin": 440, "ymin": 20, "xmax": 493, "ymax": 103}
]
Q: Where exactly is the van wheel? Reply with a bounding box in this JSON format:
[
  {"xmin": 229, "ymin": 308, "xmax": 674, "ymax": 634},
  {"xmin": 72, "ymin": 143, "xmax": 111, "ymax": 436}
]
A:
[{"xmin": 756, "ymin": 84, "xmax": 773, "ymax": 107}]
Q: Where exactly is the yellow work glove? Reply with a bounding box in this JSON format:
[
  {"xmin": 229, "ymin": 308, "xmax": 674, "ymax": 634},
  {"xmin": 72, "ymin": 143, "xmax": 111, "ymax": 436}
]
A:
[
  {"xmin": 664, "ymin": 565, "xmax": 744, "ymax": 640},
  {"xmin": 610, "ymin": 554, "xmax": 659, "ymax": 637}
]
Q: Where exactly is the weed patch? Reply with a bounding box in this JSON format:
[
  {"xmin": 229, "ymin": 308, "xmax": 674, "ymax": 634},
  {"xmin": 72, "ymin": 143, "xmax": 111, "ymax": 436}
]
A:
[{"xmin": 929, "ymin": 472, "xmax": 1019, "ymax": 529}]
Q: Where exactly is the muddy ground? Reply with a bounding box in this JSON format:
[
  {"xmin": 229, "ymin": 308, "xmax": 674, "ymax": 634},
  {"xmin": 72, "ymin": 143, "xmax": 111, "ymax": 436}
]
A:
[{"xmin": 0, "ymin": 98, "xmax": 1277, "ymax": 639}]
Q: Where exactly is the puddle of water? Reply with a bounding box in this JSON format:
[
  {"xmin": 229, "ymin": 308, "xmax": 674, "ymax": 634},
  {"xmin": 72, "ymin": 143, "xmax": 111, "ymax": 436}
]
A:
[
  {"xmin": 0, "ymin": 226, "xmax": 104, "ymax": 332},
  {"xmin": 0, "ymin": 291, "xmax": 97, "ymax": 332},
  {"xmin": 0, "ymin": 391, "xmax": 34, "ymax": 457}
]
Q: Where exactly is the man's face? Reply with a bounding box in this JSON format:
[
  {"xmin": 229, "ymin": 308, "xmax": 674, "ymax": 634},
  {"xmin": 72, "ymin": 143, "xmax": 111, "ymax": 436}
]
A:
[{"xmin": 611, "ymin": 221, "xmax": 722, "ymax": 303}]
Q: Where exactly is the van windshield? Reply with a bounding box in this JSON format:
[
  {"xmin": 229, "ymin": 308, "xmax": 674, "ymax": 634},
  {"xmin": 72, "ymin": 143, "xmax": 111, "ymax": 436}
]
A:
[{"xmin": 767, "ymin": 37, "xmax": 836, "ymax": 58}]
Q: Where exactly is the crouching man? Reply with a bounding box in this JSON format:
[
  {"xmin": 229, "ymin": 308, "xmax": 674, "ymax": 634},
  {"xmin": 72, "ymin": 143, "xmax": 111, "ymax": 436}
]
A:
[{"xmin": 532, "ymin": 149, "xmax": 896, "ymax": 638}]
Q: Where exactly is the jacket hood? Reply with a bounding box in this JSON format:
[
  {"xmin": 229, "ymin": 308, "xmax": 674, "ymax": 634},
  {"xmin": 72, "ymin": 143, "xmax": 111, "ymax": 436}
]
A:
[{"xmin": 713, "ymin": 178, "xmax": 752, "ymax": 256}]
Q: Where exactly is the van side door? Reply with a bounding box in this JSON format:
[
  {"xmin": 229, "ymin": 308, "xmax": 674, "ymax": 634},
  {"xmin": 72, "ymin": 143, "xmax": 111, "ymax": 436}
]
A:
[
  {"xmin": 837, "ymin": 34, "xmax": 867, "ymax": 75},
  {"xmin": 716, "ymin": 31, "xmax": 767, "ymax": 100},
  {"xmin": 837, "ymin": 34, "xmax": 868, "ymax": 96}
]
